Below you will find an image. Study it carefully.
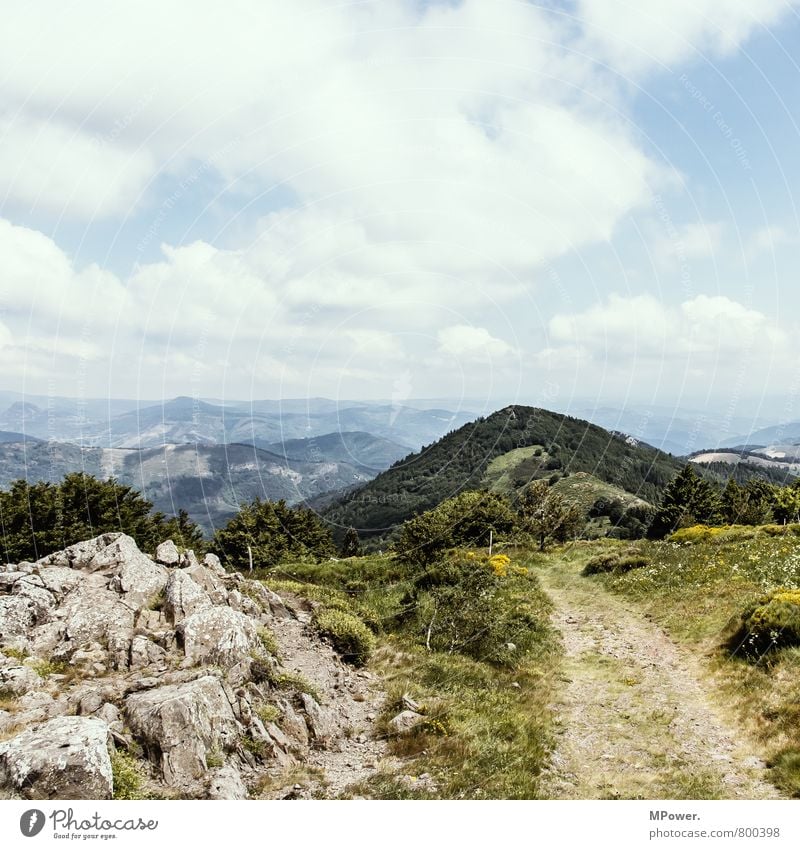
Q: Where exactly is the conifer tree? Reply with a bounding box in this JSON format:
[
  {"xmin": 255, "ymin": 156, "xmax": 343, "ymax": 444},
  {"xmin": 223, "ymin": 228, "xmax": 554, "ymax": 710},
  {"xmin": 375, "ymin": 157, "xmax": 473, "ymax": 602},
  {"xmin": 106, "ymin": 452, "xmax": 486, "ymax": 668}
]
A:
[{"xmin": 648, "ymin": 465, "xmax": 722, "ymax": 538}]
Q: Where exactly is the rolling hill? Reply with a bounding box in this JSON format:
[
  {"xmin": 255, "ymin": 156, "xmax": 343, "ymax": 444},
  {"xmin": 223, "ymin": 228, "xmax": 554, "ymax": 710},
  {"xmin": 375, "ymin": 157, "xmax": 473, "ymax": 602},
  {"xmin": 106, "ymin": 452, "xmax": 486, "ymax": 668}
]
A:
[
  {"xmin": 0, "ymin": 439, "xmax": 376, "ymax": 535},
  {"xmin": 260, "ymin": 431, "xmax": 410, "ymax": 471},
  {"xmin": 322, "ymin": 405, "xmax": 689, "ymax": 536},
  {"xmin": 0, "ymin": 396, "xmax": 472, "ymax": 452}
]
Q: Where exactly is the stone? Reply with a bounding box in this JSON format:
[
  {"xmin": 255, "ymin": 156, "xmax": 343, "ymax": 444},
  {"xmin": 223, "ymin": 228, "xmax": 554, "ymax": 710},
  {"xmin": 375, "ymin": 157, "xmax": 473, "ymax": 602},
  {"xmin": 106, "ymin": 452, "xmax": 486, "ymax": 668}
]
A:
[
  {"xmin": 164, "ymin": 570, "xmax": 212, "ymax": 624},
  {"xmin": 155, "ymin": 540, "xmax": 181, "ymax": 567},
  {"xmin": 300, "ymin": 693, "xmax": 336, "ymax": 747},
  {"xmin": 0, "ymin": 572, "xmax": 26, "ymax": 591},
  {"xmin": 387, "ymin": 710, "xmax": 425, "ymax": 735},
  {"xmin": 203, "ymin": 553, "xmax": 226, "ymax": 577},
  {"xmin": 56, "ymin": 580, "xmax": 135, "ymax": 660},
  {"xmin": 179, "ymin": 549, "xmax": 201, "ymax": 570},
  {"xmin": 185, "ymin": 564, "xmax": 227, "ymax": 605},
  {"xmin": 0, "ymin": 659, "xmax": 40, "ymax": 696},
  {"xmin": 107, "ymin": 550, "xmax": 168, "ymax": 609},
  {"xmin": 96, "ymin": 703, "xmax": 121, "ymax": 726},
  {"xmin": 0, "ymin": 596, "xmax": 37, "ymax": 644},
  {"xmin": 12, "ymin": 579, "xmax": 56, "ymax": 624},
  {"xmin": 125, "ymin": 676, "xmax": 241, "ymax": 787},
  {"xmin": 36, "ymin": 567, "xmax": 84, "ymax": 600},
  {"xmin": 401, "ymin": 693, "xmax": 422, "ymax": 712},
  {"xmin": 129, "ymin": 635, "xmax": 168, "ymax": 670},
  {"xmin": 177, "ymin": 607, "xmax": 258, "ymax": 668},
  {"xmin": 77, "ymin": 690, "xmax": 105, "ymax": 716},
  {"xmin": 0, "ymin": 716, "xmax": 113, "ymax": 800},
  {"xmin": 206, "ymin": 764, "xmax": 248, "ymax": 800},
  {"xmin": 36, "ymin": 533, "xmax": 123, "ymax": 571}
]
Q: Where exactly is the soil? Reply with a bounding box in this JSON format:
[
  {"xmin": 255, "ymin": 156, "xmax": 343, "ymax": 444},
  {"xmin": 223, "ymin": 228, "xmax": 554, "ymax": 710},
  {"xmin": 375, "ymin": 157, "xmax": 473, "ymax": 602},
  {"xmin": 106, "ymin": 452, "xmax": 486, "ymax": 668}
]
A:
[{"xmin": 537, "ymin": 559, "xmax": 782, "ymax": 800}]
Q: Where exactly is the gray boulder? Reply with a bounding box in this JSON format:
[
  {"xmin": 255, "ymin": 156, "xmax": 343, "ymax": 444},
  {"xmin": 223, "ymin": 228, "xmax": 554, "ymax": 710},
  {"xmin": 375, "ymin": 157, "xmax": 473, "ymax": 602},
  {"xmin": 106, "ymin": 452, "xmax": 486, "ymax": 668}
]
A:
[
  {"xmin": 129, "ymin": 635, "xmax": 168, "ymax": 670},
  {"xmin": 185, "ymin": 564, "xmax": 227, "ymax": 605},
  {"xmin": 203, "ymin": 553, "xmax": 226, "ymax": 577},
  {"xmin": 0, "ymin": 596, "xmax": 37, "ymax": 646},
  {"xmin": 206, "ymin": 764, "xmax": 248, "ymax": 800},
  {"xmin": 56, "ymin": 579, "xmax": 135, "ymax": 663},
  {"xmin": 388, "ymin": 710, "xmax": 426, "ymax": 735},
  {"xmin": 0, "ymin": 716, "xmax": 113, "ymax": 799},
  {"xmin": 300, "ymin": 693, "xmax": 336, "ymax": 747},
  {"xmin": 13, "ymin": 579, "xmax": 56, "ymax": 624},
  {"xmin": 178, "ymin": 607, "xmax": 258, "ymax": 668},
  {"xmin": 155, "ymin": 540, "xmax": 181, "ymax": 567},
  {"xmin": 0, "ymin": 659, "xmax": 41, "ymax": 696},
  {"xmin": 36, "ymin": 533, "xmax": 123, "ymax": 571},
  {"xmin": 36, "ymin": 567, "xmax": 84, "ymax": 600},
  {"xmin": 125, "ymin": 676, "xmax": 241, "ymax": 787},
  {"xmin": 107, "ymin": 550, "xmax": 168, "ymax": 609},
  {"xmin": 164, "ymin": 570, "xmax": 212, "ymax": 624}
]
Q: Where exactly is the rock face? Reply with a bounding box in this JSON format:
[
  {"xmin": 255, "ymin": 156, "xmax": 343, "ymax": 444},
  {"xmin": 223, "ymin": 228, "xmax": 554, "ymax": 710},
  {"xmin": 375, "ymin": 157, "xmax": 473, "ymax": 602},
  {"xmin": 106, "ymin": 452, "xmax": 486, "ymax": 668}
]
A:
[
  {"xmin": 0, "ymin": 716, "xmax": 113, "ymax": 799},
  {"xmin": 126, "ymin": 676, "xmax": 240, "ymax": 787},
  {"xmin": 0, "ymin": 533, "xmax": 386, "ymax": 801},
  {"xmin": 178, "ymin": 607, "xmax": 259, "ymax": 667}
]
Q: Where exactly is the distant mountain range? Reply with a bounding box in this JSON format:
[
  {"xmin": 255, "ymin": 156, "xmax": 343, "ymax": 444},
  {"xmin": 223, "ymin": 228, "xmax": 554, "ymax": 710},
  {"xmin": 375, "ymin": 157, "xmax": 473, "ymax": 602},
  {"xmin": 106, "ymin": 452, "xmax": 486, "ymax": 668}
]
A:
[
  {"xmin": 0, "ymin": 438, "xmax": 387, "ymax": 535},
  {"xmin": 0, "ymin": 395, "xmax": 473, "ymax": 452}
]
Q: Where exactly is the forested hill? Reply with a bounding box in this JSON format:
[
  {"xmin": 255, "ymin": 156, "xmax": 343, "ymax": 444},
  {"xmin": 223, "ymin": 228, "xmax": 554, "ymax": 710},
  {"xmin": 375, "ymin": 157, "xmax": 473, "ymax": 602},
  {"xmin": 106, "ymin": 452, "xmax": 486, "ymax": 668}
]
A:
[{"xmin": 322, "ymin": 405, "xmax": 688, "ymax": 535}]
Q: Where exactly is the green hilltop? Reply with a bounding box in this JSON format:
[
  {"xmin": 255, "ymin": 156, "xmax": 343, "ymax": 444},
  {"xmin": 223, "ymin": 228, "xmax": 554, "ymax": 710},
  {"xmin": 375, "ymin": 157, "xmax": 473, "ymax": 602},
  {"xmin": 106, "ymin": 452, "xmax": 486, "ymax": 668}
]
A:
[{"xmin": 321, "ymin": 405, "xmax": 687, "ymax": 536}]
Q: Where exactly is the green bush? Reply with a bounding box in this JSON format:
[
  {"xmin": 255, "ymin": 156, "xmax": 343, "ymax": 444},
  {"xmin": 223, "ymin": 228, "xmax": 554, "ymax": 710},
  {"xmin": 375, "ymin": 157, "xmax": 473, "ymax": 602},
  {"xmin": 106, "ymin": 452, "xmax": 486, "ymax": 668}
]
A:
[
  {"xmin": 403, "ymin": 551, "xmax": 547, "ymax": 667},
  {"xmin": 111, "ymin": 750, "xmax": 147, "ymax": 800},
  {"xmin": 582, "ymin": 550, "xmax": 649, "ymax": 575},
  {"xmin": 314, "ymin": 608, "xmax": 376, "ymax": 666},
  {"xmin": 213, "ymin": 498, "xmax": 335, "ymax": 570},
  {"xmin": 730, "ymin": 589, "xmax": 800, "ymax": 657}
]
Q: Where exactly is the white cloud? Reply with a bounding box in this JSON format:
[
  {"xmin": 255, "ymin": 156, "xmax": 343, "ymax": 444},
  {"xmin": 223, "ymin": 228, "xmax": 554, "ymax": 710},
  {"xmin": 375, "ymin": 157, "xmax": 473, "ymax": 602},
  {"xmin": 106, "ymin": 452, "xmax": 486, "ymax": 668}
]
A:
[
  {"xmin": 547, "ymin": 293, "xmax": 786, "ymax": 361},
  {"xmin": 437, "ymin": 325, "xmax": 516, "ymax": 360},
  {"xmin": 576, "ymin": 0, "xmax": 796, "ymax": 74},
  {"xmin": 0, "ymin": 1, "xmax": 797, "ymax": 400},
  {"xmin": 0, "ymin": 115, "xmax": 154, "ymax": 217},
  {"xmin": 745, "ymin": 225, "xmax": 798, "ymax": 260},
  {"xmin": 651, "ymin": 220, "xmax": 725, "ymax": 271}
]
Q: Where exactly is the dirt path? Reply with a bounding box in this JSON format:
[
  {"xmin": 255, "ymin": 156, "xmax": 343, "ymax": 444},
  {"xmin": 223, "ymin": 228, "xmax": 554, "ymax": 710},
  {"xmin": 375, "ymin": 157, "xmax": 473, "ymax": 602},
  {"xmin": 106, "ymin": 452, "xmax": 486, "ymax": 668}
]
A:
[
  {"xmin": 537, "ymin": 560, "xmax": 781, "ymax": 800},
  {"xmin": 266, "ymin": 593, "xmax": 390, "ymax": 798}
]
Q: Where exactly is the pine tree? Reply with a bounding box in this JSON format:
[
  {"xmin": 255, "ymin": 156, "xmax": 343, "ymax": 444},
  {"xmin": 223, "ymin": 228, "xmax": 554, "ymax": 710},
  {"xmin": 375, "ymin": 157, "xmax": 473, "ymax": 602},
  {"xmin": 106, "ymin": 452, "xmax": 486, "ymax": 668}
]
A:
[
  {"xmin": 341, "ymin": 527, "xmax": 362, "ymax": 558},
  {"xmin": 648, "ymin": 465, "xmax": 722, "ymax": 538}
]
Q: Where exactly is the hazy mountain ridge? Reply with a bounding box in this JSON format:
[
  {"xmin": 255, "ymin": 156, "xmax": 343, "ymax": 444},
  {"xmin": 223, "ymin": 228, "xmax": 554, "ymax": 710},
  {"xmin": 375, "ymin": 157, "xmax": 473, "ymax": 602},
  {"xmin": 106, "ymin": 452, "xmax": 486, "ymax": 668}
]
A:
[
  {"xmin": 0, "ymin": 395, "xmax": 474, "ymax": 452},
  {"xmin": 0, "ymin": 439, "xmax": 376, "ymax": 534}
]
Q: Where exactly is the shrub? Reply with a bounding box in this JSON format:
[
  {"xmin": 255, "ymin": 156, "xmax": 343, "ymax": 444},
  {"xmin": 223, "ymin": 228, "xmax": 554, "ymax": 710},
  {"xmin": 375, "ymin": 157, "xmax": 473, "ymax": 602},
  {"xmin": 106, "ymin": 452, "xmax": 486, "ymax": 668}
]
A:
[
  {"xmin": 314, "ymin": 608, "xmax": 376, "ymax": 667},
  {"xmin": 111, "ymin": 751, "xmax": 147, "ymax": 800},
  {"xmin": 213, "ymin": 498, "xmax": 336, "ymax": 571},
  {"xmin": 730, "ymin": 589, "xmax": 800, "ymax": 657},
  {"xmin": 257, "ymin": 627, "xmax": 279, "ymax": 657},
  {"xmin": 404, "ymin": 551, "xmax": 546, "ymax": 667},
  {"xmin": 583, "ymin": 550, "xmax": 649, "ymax": 575},
  {"xmin": 394, "ymin": 491, "xmax": 517, "ymax": 565}
]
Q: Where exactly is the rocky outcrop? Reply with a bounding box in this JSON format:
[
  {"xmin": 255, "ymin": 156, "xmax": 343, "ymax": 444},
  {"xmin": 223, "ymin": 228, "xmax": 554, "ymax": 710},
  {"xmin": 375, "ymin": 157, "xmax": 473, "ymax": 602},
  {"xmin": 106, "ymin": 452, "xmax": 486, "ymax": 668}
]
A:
[
  {"xmin": 0, "ymin": 534, "xmax": 387, "ymax": 800},
  {"xmin": 126, "ymin": 676, "xmax": 240, "ymax": 786},
  {"xmin": 0, "ymin": 716, "xmax": 113, "ymax": 799},
  {"xmin": 177, "ymin": 607, "xmax": 258, "ymax": 668}
]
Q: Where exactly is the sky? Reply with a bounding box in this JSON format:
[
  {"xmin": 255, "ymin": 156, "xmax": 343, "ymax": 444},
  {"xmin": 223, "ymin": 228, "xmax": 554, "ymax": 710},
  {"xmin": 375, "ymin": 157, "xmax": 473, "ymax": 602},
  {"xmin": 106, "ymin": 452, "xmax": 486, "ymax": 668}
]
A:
[{"xmin": 1, "ymin": 0, "xmax": 799, "ymax": 422}]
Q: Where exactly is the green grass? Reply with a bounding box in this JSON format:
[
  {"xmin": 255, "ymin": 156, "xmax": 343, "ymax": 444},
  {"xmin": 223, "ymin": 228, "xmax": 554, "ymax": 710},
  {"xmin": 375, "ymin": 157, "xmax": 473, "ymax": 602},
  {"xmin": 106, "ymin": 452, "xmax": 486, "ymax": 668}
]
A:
[
  {"xmin": 482, "ymin": 445, "xmax": 547, "ymax": 495},
  {"xmin": 552, "ymin": 471, "xmax": 651, "ymax": 515},
  {"xmin": 582, "ymin": 526, "xmax": 800, "ymax": 796},
  {"xmin": 1, "ymin": 647, "xmax": 28, "ymax": 661},
  {"xmin": 272, "ymin": 548, "xmax": 560, "ymax": 799}
]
